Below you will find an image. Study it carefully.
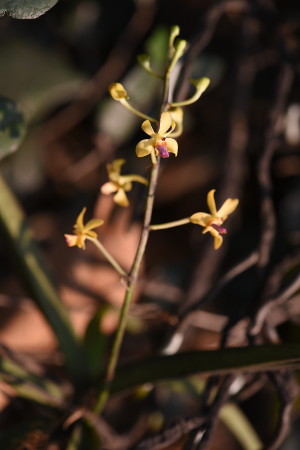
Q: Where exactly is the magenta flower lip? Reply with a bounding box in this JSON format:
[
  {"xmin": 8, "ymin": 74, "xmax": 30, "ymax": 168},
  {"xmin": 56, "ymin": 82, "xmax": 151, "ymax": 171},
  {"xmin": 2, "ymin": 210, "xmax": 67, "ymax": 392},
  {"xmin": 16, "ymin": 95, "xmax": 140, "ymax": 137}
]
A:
[
  {"xmin": 211, "ymin": 223, "xmax": 227, "ymax": 235},
  {"xmin": 156, "ymin": 144, "xmax": 169, "ymax": 158}
]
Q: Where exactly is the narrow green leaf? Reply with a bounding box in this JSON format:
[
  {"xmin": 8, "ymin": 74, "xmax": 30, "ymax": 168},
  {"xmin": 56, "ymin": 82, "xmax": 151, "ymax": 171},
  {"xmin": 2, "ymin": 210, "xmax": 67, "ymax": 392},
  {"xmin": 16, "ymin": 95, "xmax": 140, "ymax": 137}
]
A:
[
  {"xmin": 0, "ymin": 354, "xmax": 63, "ymax": 407},
  {"xmin": 0, "ymin": 174, "xmax": 87, "ymax": 385},
  {"xmin": 112, "ymin": 343, "xmax": 300, "ymax": 394},
  {"xmin": 66, "ymin": 421, "xmax": 100, "ymax": 450},
  {"xmin": 0, "ymin": 96, "xmax": 26, "ymax": 160},
  {"xmin": 220, "ymin": 403, "xmax": 263, "ymax": 450},
  {"xmin": 0, "ymin": 0, "xmax": 58, "ymax": 19},
  {"xmin": 83, "ymin": 309, "xmax": 108, "ymax": 379}
]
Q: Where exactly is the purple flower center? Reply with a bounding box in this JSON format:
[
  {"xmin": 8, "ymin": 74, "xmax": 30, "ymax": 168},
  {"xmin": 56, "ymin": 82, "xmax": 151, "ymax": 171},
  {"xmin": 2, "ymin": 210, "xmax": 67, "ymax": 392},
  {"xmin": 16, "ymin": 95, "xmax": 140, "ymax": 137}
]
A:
[
  {"xmin": 211, "ymin": 223, "xmax": 227, "ymax": 234},
  {"xmin": 156, "ymin": 144, "xmax": 169, "ymax": 158}
]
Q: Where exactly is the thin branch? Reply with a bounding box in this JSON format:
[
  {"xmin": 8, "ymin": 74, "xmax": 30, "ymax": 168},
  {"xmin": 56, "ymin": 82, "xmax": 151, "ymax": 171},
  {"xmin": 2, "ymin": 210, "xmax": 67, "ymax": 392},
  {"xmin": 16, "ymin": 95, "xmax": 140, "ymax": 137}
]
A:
[
  {"xmin": 266, "ymin": 371, "xmax": 299, "ymax": 450},
  {"xmin": 257, "ymin": 63, "xmax": 294, "ymax": 269}
]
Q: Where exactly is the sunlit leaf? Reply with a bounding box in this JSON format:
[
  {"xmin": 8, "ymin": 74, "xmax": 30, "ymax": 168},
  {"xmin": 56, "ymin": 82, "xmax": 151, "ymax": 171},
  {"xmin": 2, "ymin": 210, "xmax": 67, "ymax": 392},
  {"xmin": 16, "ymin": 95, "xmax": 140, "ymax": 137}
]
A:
[
  {"xmin": 0, "ymin": 0, "xmax": 58, "ymax": 19},
  {"xmin": 0, "ymin": 96, "xmax": 25, "ymax": 160}
]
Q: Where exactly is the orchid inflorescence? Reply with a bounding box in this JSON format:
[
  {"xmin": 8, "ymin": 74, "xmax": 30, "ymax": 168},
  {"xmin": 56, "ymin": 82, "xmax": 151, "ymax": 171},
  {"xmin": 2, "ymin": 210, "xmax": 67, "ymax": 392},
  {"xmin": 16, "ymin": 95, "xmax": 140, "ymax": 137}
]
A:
[
  {"xmin": 63, "ymin": 25, "xmax": 240, "ymax": 419},
  {"xmin": 65, "ymin": 25, "xmax": 239, "ymax": 261}
]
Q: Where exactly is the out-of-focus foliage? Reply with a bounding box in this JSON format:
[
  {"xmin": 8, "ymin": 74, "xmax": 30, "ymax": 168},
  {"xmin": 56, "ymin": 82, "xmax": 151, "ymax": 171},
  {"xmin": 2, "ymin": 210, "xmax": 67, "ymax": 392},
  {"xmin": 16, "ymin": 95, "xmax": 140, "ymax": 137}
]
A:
[
  {"xmin": 0, "ymin": 96, "xmax": 25, "ymax": 159},
  {"xmin": 0, "ymin": 0, "xmax": 58, "ymax": 19}
]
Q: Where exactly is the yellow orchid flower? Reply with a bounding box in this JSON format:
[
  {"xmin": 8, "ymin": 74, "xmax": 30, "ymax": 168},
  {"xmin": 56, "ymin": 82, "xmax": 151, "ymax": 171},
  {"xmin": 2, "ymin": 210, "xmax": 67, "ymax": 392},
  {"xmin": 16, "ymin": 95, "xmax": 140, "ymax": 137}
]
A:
[
  {"xmin": 136, "ymin": 112, "xmax": 178, "ymax": 164},
  {"xmin": 101, "ymin": 159, "xmax": 148, "ymax": 207},
  {"xmin": 190, "ymin": 190, "xmax": 239, "ymax": 249},
  {"xmin": 64, "ymin": 207, "xmax": 104, "ymax": 250}
]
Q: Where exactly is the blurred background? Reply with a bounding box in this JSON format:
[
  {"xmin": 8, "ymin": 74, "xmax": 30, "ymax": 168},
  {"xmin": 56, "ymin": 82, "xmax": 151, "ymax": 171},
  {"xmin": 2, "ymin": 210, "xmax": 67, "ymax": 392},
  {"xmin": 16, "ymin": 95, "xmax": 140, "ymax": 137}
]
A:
[{"xmin": 1, "ymin": 0, "xmax": 300, "ymax": 448}]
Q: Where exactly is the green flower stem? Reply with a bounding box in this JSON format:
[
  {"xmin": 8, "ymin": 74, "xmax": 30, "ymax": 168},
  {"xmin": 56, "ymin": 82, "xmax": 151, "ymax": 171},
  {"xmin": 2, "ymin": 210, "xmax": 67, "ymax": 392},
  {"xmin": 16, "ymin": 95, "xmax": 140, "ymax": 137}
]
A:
[
  {"xmin": 94, "ymin": 29, "xmax": 181, "ymax": 414},
  {"xmin": 170, "ymin": 77, "xmax": 210, "ymax": 107},
  {"xmin": 94, "ymin": 162, "xmax": 161, "ymax": 414},
  {"xmin": 137, "ymin": 55, "xmax": 163, "ymax": 80},
  {"xmin": 120, "ymin": 99, "xmax": 157, "ymax": 122},
  {"xmin": 149, "ymin": 217, "xmax": 190, "ymax": 230},
  {"xmin": 87, "ymin": 237, "xmax": 128, "ymax": 280}
]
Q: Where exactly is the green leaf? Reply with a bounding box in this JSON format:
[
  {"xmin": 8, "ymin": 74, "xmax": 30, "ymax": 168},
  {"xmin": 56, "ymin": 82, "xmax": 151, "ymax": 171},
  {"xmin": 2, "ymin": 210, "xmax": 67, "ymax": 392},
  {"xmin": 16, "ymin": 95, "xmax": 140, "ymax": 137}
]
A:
[
  {"xmin": 0, "ymin": 96, "xmax": 26, "ymax": 160},
  {"xmin": 0, "ymin": 354, "xmax": 63, "ymax": 407},
  {"xmin": 66, "ymin": 421, "xmax": 100, "ymax": 450},
  {"xmin": 0, "ymin": 174, "xmax": 87, "ymax": 386},
  {"xmin": 111, "ymin": 343, "xmax": 300, "ymax": 394},
  {"xmin": 83, "ymin": 309, "xmax": 108, "ymax": 379},
  {"xmin": 220, "ymin": 403, "xmax": 263, "ymax": 450},
  {"xmin": 0, "ymin": 0, "xmax": 58, "ymax": 19}
]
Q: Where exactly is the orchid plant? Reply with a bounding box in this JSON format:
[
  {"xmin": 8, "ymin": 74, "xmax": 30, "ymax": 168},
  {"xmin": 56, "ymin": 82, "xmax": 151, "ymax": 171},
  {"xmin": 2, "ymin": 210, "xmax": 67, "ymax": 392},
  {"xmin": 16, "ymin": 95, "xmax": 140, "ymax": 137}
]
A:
[{"xmin": 65, "ymin": 25, "xmax": 239, "ymax": 414}]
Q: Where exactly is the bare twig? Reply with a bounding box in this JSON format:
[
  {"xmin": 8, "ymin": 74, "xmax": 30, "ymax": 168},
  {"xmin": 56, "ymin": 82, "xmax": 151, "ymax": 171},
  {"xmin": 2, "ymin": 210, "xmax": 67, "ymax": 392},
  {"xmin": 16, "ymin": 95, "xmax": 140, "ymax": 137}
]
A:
[
  {"xmin": 266, "ymin": 371, "xmax": 299, "ymax": 450},
  {"xmin": 250, "ymin": 271, "xmax": 300, "ymax": 336},
  {"xmin": 176, "ymin": 0, "xmax": 251, "ymax": 102},
  {"xmin": 257, "ymin": 63, "xmax": 294, "ymax": 269}
]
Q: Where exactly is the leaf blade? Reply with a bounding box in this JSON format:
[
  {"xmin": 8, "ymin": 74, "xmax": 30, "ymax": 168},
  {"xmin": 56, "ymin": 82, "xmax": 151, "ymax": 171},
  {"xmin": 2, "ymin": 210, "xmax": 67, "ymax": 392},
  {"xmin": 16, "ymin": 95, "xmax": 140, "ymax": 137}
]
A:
[{"xmin": 0, "ymin": 0, "xmax": 58, "ymax": 19}]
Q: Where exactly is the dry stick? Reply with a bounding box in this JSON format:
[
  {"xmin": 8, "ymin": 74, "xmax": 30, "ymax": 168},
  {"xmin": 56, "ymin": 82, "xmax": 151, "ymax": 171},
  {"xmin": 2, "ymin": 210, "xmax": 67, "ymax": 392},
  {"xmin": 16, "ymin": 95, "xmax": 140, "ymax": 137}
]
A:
[
  {"xmin": 265, "ymin": 371, "xmax": 299, "ymax": 450},
  {"xmin": 250, "ymin": 271, "xmax": 300, "ymax": 336},
  {"xmin": 176, "ymin": 0, "xmax": 251, "ymax": 102},
  {"xmin": 249, "ymin": 63, "xmax": 294, "ymax": 337},
  {"xmin": 257, "ymin": 64, "xmax": 294, "ymax": 270},
  {"xmin": 152, "ymin": 16, "xmax": 259, "ymax": 450},
  {"xmin": 161, "ymin": 251, "xmax": 258, "ymax": 355},
  {"xmin": 178, "ymin": 17, "xmax": 255, "ymax": 315},
  {"xmin": 248, "ymin": 252, "xmax": 300, "ymax": 337},
  {"xmin": 182, "ymin": 18, "xmax": 262, "ymax": 450},
  {"xmin": 192, "ymin": 376, "xmax": 236, "ymax": 450},
  {"xmin": 134, "ymin": 417, "xmax": 205, "ymax": 450},
  {"xmin": 39, "ymin": 1, "xmax": 156, "ymax": 145},
  {"xmin": 260, "ymin": 251, "xmax": 300, "ymax": 300}
]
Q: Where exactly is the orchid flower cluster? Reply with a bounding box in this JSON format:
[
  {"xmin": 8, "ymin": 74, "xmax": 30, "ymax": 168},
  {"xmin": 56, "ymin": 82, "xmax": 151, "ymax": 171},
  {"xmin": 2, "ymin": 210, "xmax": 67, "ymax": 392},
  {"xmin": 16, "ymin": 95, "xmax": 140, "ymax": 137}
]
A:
[{"xmin": 64, "ymin": 25, "xmax": 239, "ymax": 412}]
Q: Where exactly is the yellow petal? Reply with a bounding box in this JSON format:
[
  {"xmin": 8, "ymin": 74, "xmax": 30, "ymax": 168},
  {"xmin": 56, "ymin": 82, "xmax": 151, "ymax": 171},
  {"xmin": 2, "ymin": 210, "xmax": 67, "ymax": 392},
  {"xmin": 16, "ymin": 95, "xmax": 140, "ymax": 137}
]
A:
[
  {"xmin": 75, "ymin": 207, "xmax": 87, "ymax": 231},
  {"xmin": 214, "ymin": 234, "xmax": 223, "ymax": 249},
  {"xmin": 75, "ymin": 234, "xmax": 86, "ymax": 249},
  {"xmin": 165, "ymin": 138, "xmax": 178, "ymax": 156},
  {"xmin": 206, "ymin": 226, "xmax": 223, "ymax": 249},
  {"xmin": 121, "ymin": 174, "xmax": 148, "ymax": 186},
  {"xmin": 64, "ymin": 234, "xmax": 78, "ymax": 247},
  {"xmin": 85, "ymin": 230, "xmax": 98, "ymax": 238},
  {"xmin": 114, "ymin": 188, "xmax": 129, "ymax": 207},
  {"xmin": 111, "ymin": 158, "xmax": 126, "ymax": 173},
  {"xmin": 108, "ymin": 83, "xmax": 128, "ymax": 101},
  {"xmin": 207, "ymin": 190, "xmax": 217, "ymax": 216},
  {"xmin": 142, "ymin": 120, "xmax": 155, "ymax": 136},
  {"xmin": 136, "ymin": 139, "xmax": 154, "ymax": 157},
  {"xmin": 158, "ymin": 112, "xmax": 173, "ymax": 135},
  {"xmin": 84, "ymin": 218, "xmax": 104, "ymax": 232},
  {"xmin": 101, "ymin": 181, "xmax": 118, "ymax": 195},
  {"xmin": 122, "ymin": 181, "xmax": 132, "ymax": 192},
  {"xmin": 168, "ymin": 107, "xmax": 183, "ymax": 124},
  {"xmin": 217, "ymin": 198, "xmax": 239, "ymax": 219},
  {"xmin": 190, "ymin": 212, "xmax": 212, "ymax": 227}
]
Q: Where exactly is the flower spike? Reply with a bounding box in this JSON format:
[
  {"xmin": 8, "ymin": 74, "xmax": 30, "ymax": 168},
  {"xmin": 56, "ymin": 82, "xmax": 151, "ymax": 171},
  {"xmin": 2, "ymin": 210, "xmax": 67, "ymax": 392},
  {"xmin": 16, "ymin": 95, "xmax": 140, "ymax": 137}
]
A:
[{"xmin": 190, "ymin": 190, "xmax": 239, "ymax": 249}]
